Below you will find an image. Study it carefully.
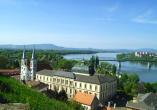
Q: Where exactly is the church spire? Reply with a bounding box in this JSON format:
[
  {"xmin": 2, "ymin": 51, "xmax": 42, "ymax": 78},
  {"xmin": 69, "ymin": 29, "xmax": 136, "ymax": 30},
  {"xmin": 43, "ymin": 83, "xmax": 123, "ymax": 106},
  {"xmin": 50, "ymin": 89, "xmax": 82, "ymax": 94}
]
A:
[
  {"xmin": 31, "ymin": 48, "xmax": 35, "ymax": 60},
  {"xmin": 22, "ymin": 46, "xmax": 26, "ymax": 59}
]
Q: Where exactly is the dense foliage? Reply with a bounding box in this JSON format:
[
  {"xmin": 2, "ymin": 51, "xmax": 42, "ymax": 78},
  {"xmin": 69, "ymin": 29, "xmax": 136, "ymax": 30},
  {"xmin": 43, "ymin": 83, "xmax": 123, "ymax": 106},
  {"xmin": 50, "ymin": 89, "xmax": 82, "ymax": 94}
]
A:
[
  {"xmin": 96, "ymin": 62, "xmax": 117, "ymax": 76},
  {"xmin": 118, "ymin": 73, "xmax": 157, "ymax": 96},
  {"xmin": 0, "ymin": 49, "xmax": 77, "ymax": 71},
  {"xmin": 43, "ymin": 89, "xmax": 68, "ymax": 102},
  {"xmin": 0, "ymin": 76, "xmax": 83, "ymax": 110}
]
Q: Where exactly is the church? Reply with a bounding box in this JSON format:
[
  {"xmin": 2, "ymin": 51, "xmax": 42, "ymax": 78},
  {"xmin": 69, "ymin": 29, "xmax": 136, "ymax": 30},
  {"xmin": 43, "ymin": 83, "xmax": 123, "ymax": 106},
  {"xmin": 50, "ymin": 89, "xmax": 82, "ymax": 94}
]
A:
[{"xmin": 20, "ymin": 48, "xmax": 37, "ymax": 81}]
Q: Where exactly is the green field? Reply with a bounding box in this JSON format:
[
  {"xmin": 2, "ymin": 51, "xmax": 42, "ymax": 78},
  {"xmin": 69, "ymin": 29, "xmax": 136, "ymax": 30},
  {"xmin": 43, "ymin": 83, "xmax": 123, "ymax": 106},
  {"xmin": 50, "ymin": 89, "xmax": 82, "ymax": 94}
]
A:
[{"xmin": 0, "ymin": 76, "xmax": 82, "ymax": 110}]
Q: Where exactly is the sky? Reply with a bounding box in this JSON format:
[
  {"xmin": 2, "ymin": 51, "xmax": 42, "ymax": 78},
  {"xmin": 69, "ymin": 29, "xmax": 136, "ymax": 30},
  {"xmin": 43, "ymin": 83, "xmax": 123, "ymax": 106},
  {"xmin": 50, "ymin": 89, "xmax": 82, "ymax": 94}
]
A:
[{"xmin": 0, "ymin": 0, "xmax": 157, "ymax": 49}]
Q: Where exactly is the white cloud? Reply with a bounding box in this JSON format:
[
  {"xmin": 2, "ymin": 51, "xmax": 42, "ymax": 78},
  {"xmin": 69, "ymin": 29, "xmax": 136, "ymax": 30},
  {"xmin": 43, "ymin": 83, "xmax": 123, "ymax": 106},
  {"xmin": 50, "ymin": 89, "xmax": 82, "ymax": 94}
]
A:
[
  {"xmin": 105, "ymin": 3, "xmax": 119, "ymax": 13},
  {"xmin": 132, "ymin": 9, "xmax": 157, "ymax": 24}
]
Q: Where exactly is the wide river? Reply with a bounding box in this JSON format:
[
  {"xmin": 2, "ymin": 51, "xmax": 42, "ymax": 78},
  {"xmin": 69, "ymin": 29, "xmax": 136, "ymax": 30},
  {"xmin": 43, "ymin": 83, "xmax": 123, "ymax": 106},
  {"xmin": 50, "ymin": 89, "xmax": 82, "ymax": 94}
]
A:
[{"xmin": 64, "ymin": 53, "xmax": 157, "ymax": 83}]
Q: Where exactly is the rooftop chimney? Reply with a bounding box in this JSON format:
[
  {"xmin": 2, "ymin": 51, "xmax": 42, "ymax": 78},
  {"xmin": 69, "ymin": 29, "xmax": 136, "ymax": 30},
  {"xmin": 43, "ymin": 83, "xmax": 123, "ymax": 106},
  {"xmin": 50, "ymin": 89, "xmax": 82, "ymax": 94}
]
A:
[
  {"xmin": 114, "ymin": 103, "xmax": 116, "ymax": 109},
  {"xmin": 108, "ymin": 102, "xmax": 111, "ymax": 108}
]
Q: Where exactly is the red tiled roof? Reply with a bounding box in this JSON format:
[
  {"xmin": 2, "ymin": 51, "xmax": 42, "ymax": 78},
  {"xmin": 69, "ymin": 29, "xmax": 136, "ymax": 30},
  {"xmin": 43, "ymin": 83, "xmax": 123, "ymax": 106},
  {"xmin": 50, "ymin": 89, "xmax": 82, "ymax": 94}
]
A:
[
  {"xmin": 74, "ymin": 92, "xmax": 96, "ymax": 106},
  {"xmin": 0, "ymin": 69, "xmax": 20, "ymax": 76}
]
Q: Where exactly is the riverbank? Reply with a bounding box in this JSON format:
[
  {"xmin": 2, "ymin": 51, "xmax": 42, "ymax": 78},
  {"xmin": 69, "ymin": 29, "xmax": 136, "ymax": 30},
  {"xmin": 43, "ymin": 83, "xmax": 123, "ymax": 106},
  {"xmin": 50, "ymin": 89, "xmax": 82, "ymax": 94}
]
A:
[{"xmin": 64, "ymin": 52, "xmax": 157, "ymax": 82}]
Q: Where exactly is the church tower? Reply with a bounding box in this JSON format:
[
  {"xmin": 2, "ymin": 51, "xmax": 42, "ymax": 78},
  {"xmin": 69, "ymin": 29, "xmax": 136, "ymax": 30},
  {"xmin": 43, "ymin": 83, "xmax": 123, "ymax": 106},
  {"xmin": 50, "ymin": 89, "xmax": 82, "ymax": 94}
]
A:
[
  {"xmin": 30, "ymin": 48, "xmax": 37, "ymax": 80},
  {"xmin": 20, "ymin": 48, "xmax": 31, "ymax": 81}
]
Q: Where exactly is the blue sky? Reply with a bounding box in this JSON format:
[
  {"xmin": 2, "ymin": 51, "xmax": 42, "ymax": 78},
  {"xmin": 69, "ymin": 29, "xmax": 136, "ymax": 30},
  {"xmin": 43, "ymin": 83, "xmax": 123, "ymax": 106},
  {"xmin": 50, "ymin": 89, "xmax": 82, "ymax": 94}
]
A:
[{"xmin": 0, "ymin": 0, "xmax": 157, "ymax": 49}]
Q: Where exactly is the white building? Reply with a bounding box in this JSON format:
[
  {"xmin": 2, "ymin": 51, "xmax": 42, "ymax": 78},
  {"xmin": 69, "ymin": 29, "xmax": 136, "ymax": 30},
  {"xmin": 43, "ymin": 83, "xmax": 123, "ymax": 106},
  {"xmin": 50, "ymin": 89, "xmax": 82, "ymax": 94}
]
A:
[
  {"xmin": 20, "ymin": 48, "xmax": 37, "ymax": 81},
  {"xmin": 36, "ymin": 69, "xmax": 117, "ymax": 107}
]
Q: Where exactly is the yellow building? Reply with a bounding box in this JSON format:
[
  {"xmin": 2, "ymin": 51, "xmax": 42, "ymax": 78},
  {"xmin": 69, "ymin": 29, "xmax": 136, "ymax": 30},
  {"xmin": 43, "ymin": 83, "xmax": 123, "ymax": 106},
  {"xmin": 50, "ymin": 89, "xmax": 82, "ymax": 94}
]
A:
[{"xmin": 36, "ymin": 69, "xmax": 117, "ymax": 104}]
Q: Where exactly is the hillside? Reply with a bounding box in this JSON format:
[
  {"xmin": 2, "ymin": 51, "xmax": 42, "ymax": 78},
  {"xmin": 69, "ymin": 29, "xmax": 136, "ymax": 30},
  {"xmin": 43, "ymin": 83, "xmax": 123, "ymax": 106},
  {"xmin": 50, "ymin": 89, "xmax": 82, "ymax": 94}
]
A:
[{"xmin": 0, "ymin": 76, "xmax": 82, "ymax": 110}]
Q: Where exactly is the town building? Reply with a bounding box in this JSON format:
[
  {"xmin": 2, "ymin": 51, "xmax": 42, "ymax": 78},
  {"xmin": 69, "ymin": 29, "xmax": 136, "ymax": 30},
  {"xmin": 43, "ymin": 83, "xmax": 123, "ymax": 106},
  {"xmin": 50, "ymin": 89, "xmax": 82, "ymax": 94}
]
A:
[
  {"xmin": 74, "ymin": 92, "xmax": 99, "ymax": 110},
  {"xmin": 0, "ymin": 69, "xmax": 20, "ymax": 76},
  {"xmin": 126, "ymin": 93, "xmax": 157, "ymax": 110},
  {"xmin": 135, "ymin": 51, "xmax": 156, "ymax": 57},
  {"xmin": 36, "ymin": 68, "xmax": 117, "ymax": 109},
  {"xmin": 20, "ymin": 48, "xmax": 37, "ymax": 81}
]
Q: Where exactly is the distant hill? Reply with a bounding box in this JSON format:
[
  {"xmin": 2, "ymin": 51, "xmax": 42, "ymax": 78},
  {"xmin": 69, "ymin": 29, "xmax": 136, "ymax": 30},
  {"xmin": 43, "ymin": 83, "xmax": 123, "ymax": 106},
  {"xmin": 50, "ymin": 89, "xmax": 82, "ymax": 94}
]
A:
[
  {"xmin": 0, "ymin": 44, "xmax": 156, "ymax": 53},
  {"xmin": 0, "ymin": 44, "xmax": 106, "ymax": 52},
  {"xmin": 0, "ymin": 44, "xmax": 65, "ymax": 50}
]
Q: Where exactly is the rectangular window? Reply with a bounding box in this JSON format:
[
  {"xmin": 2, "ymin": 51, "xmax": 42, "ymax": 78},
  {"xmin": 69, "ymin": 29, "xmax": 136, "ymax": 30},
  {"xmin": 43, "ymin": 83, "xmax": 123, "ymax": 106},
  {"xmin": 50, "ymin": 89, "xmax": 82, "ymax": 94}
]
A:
[
  {"xmin": 70, "ymin": 89, "xmax": 72, "ymax": 94},
  {"xmin": 84, "ymin": 84, "xmax": 87, "ymax": 89},
  {"xmin": 53, "ymin": 78, "xmax": 56, "ymax": 82},
  {"xmin": 61, "ymin": 79, "xmax": 64, "ymax": 84},
  {"xmin": 90, "ymin": 85, "xmax": 92, "ymax": 90},
  {"xmin": 80, "ymin": 83, "xmax": 82, "ymax": 88},
  {"xmin": 70, "ymin": 81, "xmax": 73, "ymax": 86},
  {"xmin": 65, "ymin": 80, "xmax": 68, "ymax": 85},
  {"xmin": 95, "ymin": 85, "xmax": 97, "ymax": 91},
  {"xmin": 57, "ymin": 79, "xmax": 60, "ymax": 83},
  {"xmin": 75, "ymin": 82, "xmax": 77, "ymax": 87}
]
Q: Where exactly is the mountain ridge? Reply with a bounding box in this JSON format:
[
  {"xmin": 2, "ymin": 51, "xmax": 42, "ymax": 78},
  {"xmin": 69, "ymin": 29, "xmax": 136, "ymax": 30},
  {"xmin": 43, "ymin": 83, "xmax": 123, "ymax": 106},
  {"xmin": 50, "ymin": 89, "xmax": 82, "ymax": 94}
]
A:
[{"xmin": 0, "ymin": 44, "xmax": 156, "ymax": 52}]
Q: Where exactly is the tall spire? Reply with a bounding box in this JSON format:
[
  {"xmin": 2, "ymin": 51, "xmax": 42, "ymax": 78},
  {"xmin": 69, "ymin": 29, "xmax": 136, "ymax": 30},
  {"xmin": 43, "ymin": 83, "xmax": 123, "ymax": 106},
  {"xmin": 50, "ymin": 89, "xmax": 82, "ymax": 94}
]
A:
[
  {"xmin": 22, "ymin": 46, "xmax": 26, "ymax": 59},
  {"xmin": 31, "ymin": 48, "xmax": 35, "ymax": 59}
]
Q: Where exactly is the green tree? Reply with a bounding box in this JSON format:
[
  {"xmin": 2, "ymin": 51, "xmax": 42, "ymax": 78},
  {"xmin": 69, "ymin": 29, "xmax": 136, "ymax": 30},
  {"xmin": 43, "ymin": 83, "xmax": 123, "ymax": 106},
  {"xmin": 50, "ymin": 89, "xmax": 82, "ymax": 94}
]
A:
[
  {"xmin": 0, "ymin": 55, "xmax": 9, "ymax": 69},
  {"xmin": 112, "ymin": 64, "xmax": 117, "ymax": 75},
  {"xmin": 58, "ymin": 89, "xmax": 68, "ymax": 101},
  {"xmin": 95, "ymin": 56, "xmax": 99, "ymax": 68}
]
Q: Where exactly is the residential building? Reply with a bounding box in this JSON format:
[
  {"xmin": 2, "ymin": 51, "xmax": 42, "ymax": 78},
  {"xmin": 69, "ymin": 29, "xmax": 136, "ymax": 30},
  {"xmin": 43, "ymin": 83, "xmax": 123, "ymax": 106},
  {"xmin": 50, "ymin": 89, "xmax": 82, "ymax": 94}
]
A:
[
  {"xmin": 126, "ymin": 93, "xmax": 157, "ymax": 110},
  {"xmin": 0, "ymin": 69, "xmax": 20, "ymax": 76},
  {"xmin": 135, "ymin": 51, "xmax": 156, "ymax": 57},
  {"xmin": 36, "ymin": 69, "xmax": 117, "ymax": 104},
  {"xmin": 74, "ymin": 92, "xmax": 99, "ymax": 110}
]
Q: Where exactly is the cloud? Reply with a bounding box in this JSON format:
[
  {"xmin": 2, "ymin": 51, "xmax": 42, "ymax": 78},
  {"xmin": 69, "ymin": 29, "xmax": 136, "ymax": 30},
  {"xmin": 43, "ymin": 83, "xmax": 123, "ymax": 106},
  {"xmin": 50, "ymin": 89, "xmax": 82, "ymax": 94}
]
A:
[
  {"xmin": 96, "ymin": 3, "xmax": 119, "ymax": 23},
  {"xmin": 105, "ymin": 3, "xmax": 119, "ymax": 13},
  {"xmin": 132, "ymin": 9, "xmax": 157, "ymax": 24}
]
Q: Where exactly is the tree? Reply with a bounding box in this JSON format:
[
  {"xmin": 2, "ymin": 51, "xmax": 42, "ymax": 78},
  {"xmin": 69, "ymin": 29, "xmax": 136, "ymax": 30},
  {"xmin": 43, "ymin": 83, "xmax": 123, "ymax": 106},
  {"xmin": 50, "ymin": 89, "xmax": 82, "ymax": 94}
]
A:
[
  {"xmin": 95, "ymin": 56, "xmax": 99, "ymax": 68},
  {"xmin": 58, "ymin": 89, "xmax": 68, "ymax": 101},
  {"xmin": 57, "ymin": 59, "xmax": 76, "ymax": 71},
  {"xmin": 89, "ymin": 65, "xmax": 95, "ymax": 76},
  {"xmin": 0, "ymin": 55, "xmax": 9, "ymax": 69},
  {"xmin": 112, "ymin": 64, "xmax": 117, "ymax": 75},
  {"xmin": 89, "ymin": 56, "xmax": 95, "ymax": 67}
]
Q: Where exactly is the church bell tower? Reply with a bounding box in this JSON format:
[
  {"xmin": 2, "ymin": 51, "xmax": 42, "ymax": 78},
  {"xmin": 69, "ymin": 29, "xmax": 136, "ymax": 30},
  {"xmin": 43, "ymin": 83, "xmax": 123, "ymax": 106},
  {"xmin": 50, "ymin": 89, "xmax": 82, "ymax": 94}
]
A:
[
  {"xmin": 20, "ymin": 48, "xmax": 30, "ymax": 81},
  {"xmin": 30, "ymin": 48, "xmax": 37, "ymax": 80}
]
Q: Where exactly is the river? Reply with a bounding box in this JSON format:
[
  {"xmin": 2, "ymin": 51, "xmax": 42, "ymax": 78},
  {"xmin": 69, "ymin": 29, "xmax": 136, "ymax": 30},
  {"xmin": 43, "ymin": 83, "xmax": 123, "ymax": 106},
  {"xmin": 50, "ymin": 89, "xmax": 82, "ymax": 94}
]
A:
[{"xmin": 64, "ymin": 53, "xmax": 157, "ymax": 83}]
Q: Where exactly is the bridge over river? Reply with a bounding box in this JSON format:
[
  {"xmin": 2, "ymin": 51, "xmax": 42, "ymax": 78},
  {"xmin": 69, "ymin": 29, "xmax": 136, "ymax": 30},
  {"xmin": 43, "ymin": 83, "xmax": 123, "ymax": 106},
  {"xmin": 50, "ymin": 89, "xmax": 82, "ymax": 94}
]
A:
[{"xmin": 71, "ymin": 57, "xmax": 157, "ymax": 71}]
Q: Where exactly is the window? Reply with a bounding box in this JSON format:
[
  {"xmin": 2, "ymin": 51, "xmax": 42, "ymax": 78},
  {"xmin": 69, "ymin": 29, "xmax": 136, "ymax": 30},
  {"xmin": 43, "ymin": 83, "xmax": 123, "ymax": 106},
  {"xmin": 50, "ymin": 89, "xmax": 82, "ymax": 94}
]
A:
[
  {"xmin": 90, "ymin": 85, "xmax": 92, "ymax": 90},
  {"xmin": 65, "ymin": 80, "xmax": 68, "ymax": 85},
  {"xmin": 43, "ymin": 76, "xmax": 45, "ymax": 80},
  {"xmin": 75, "ymin": 82, "xmax": 77, "ymax": 87},
  {"xmin": 47, "ymin": 77, "xmax": 48, "ymax": 81},
  {"xmin": 57, "ymin": 79, "xmax": 60, "ymax": 83},
  {"xmin": 70, "ymin": 89, "xmax": 72, "ymax": 94},
  {"xmin": 65, "ymin": 88, "xmax": 68, "ymax": 92},
  {"xmin": 84, "ymin": 84, "xmax": 87, "ymax": 89},
  {"xmin": 80, "ymin": 83, "xmax": 82, "ymax": 88},
  {"xmin": 70, "ymin": 81, "xmax": 73, "ymax": 86},
  {"xmin": 61, "ymin": 79, "xmax": 64, "ymax": 84},
  {"xmin": 53, "ymin": 78, "xmax": 56, "ymax": 82},
  {"xmin": 95, "ymin": 85, "xmax": 97, "ymax": 91}
]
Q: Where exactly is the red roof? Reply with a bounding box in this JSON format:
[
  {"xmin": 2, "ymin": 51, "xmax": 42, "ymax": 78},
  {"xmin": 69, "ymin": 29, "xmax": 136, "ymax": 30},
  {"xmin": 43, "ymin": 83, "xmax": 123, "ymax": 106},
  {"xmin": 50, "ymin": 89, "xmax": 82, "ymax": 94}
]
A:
[
  {"xmin": 74, "ymin": 92, "xmax": 96, "ymax": 106},
  {"xmin": 0, "ymin": 69, "xmax": 20, "ymax": 76}
]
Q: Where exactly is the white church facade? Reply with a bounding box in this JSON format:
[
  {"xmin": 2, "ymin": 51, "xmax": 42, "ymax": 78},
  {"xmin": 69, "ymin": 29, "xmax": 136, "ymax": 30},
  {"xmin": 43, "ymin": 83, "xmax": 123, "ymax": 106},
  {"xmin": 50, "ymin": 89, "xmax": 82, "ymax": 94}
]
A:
[{"xmin": 20, "ymin": 48, "xmax": 37, "ymax": 81}]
